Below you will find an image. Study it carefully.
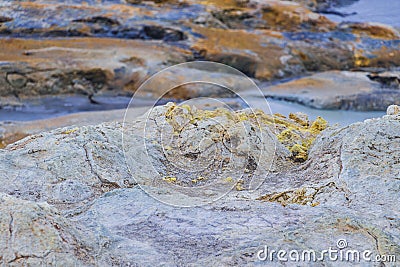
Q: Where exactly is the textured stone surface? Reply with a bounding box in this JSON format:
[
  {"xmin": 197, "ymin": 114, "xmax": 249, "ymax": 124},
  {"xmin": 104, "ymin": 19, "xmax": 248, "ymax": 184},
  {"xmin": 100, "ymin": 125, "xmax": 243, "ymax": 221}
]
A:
[
  {"xmin": 0, "ymin": 107, "xmax": 149, "ymax": 148},
  {"xmin": 387, "ymin": 105, "xmax": 400, "ymax": 115},
  {"xmin": 0, "ymin": 104, "xmax": 398, "ymax": 265},
  {"xmin": 0, "ymin": 38, "xmax": 188, "ymax": 108},
  {"xmin": 250, "ymin": 70, "xmax": 400, "ymax": 110},
  {"xmin": 0, "ymin": 0, "xmax": 398, "ymax": 105},
  {"xmin": 0, "ymin": 121, "xmax": 130, "ymax": 215},
  {"xmin": 0, "ymin": 194, "xmax": 95, "ymax": 266}
]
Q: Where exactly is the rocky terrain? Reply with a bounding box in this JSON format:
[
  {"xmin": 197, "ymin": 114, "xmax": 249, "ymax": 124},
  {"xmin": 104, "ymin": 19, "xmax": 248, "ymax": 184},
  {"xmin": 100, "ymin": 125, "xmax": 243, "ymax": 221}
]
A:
[
  {"xmin": 0, "ymin": 0, "xmax": 399, "ymax": 266},
  {"xmin": 250, "ymin": 70, "xmax": 400, "ymax": 110},
  {"xmin": 0, "ymin": 103, "xmax": 398, "ymax": 266},
  {"xmin": 0, "ymin": 0, "xmax": 398, "ymax": 110}
]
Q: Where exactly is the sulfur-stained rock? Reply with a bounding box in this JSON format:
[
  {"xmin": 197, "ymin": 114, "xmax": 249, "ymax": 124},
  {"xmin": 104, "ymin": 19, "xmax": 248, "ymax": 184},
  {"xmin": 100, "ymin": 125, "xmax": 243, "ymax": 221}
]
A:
[
  {"xmin": 0, "ymin": 0, "xmax": 399, "ymax": 263},
  {"xmin": 210, "ymin": 0, "xmax": 336, "ymax": 32},
  {"xmin": 0, "ymin": 0, "xmax": 398, "ymax": 87},
  {"xmin": 133, "ymin": 65, "xmax": 257, "ymax": 99},
  {"xmin": 0, "ymin": 103, "xmax": 329, "ymax": 208},
  {"xmin": 0, "ymin": 38, "xmax": 188, "ymax": 108},
  {"xmin": 123, "ymin": 103, "xmax": 297, "ymax": 205},
  {"xmin": 0, "ymin": 104, "xmax": 398, "ymax": 265},
  {"xmin": 387, "ymin": 105, "xmax": 400, "ymax": 116},
  {"xmin": 339, "ymin": 22, "xmax": 400, "ymax": 40},
  {"xmin": 0, "ymin": 103, "xmax": 296, "ymax": 212}
]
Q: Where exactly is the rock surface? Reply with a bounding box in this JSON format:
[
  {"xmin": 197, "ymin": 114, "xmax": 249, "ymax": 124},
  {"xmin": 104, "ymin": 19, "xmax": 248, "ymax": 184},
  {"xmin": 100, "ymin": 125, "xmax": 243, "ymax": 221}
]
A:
[
  {"xmin": 0, "ymin": 38, "xmax": 188, "ymax": 108},
  {"xmin": 0, "ymin": 107, "xmax": 149, "ymax": 148},
  {"xmin": 0, "ymin": 194, "xmax": 94, "ymax": 266},
  {"xmin": 387, "ymin": 104, "xmax": 400, "ymax": 115},
  {"xmin": 0, "ymin": 103, "xmax": 398, "ymax": 265},
  {"xmin": 0, "ymin": 0, "xmax": 399, "ymax": 265},
  {"xmin": 251, "ymin": 70, "xmax": 400, "ymax": 110},
  {"xmin": 0, "ymin": 0, "xmax": 399, "ymax": 110}
]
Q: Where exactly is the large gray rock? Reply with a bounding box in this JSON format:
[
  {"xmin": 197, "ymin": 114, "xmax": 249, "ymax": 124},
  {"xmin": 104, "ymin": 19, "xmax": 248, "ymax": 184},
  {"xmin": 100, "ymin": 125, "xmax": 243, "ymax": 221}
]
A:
[
  {"xmin": 0, "ymin": 106, "xmax": 149, "ymax": 148},
  {"xmin": 0, "ymin": 103, "xmax": 293, "ymax": 211},
  {"xmin": 0, "ymin": 122, "xmax": 131, "ymax": 216},
  {"xmin": 0, "ymin": 104, "xmax": 398, "ymax": 266},
  {"xmin": 0, "ymin": 194, "xmax": 95, "ymax": 266}
]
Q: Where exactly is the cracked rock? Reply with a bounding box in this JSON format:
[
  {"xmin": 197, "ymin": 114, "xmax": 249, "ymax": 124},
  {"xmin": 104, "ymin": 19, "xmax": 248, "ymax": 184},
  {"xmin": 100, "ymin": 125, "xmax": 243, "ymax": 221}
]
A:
[
  {"xmin": 0, "ymin": 193, "xmax": 95, "ymax": 266},
  {"xmin": 0, "ymin": 104, "xmax": 398, "ymax": 265}
]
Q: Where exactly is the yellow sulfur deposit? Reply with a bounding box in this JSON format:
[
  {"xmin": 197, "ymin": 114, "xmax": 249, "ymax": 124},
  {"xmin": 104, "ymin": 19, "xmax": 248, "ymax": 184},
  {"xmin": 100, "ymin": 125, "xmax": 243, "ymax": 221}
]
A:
[
  {"xmin": 164, "ymin": 103, "xmax": 328, "ymax": 163},
  {"xmin": 162, "ymin": 176, "xmax": 177, "ymax": 183}
]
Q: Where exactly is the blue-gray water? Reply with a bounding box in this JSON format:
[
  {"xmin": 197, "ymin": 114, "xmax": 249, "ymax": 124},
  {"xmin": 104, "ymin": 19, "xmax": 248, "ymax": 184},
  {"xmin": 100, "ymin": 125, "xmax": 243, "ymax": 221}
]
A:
[
  {"xmin": 266, "ymin": 99, "xmax": 385, "ymax": 126},
  {"xmin": 325, "ymin": 0, "xmax": 400, "ymax": 28},
  {"xmin": 0, "ymin": 96, "xmax": 132, "ymax": 122}
]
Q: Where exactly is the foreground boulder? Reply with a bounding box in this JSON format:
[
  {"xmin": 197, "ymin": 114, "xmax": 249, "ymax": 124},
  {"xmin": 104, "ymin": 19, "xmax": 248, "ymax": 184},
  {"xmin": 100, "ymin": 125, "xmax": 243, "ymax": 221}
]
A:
[
  {"xmin": 0, "ymin": 104, "xmax": 398, "ymax": 265},
  {"xmin": 1, "ymin": 103, "xmax": 314, "ymax": 210},
  {"xmin": 0, "ymin": 194, "xmax": 94, "ymax": 266}
]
